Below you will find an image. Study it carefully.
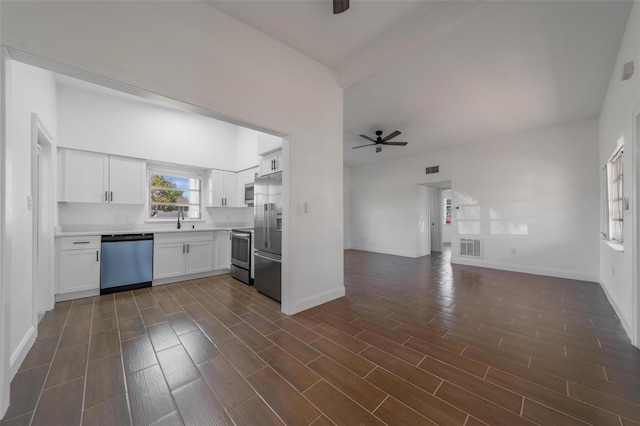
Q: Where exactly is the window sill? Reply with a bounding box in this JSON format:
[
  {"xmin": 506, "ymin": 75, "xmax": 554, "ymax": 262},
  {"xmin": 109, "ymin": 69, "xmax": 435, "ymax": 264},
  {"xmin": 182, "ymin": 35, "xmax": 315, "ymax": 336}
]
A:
[{"xmin": 602, "ymin": 240, "xmax": 624, "ymax": 253}]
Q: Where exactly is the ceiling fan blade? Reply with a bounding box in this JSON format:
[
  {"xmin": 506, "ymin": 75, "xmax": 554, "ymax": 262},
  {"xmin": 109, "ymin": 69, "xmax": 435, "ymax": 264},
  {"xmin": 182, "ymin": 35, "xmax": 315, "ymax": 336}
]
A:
[
  {"xmin": 383, "ymin": 141, "xmax": 408, "ymax": 146},
  {"xmin": 381, "ymin": 130, "xmax": 401, "ymax": 142},
  {"xmin": 359, "ymin": 134, "xmax": 376, "ymax": 143},
  {"xmin": 352, "ymin": 143, "xmax": 375, "ymax": 149},
  {"xmin": 333, "ymin": 0, "xmax": 349, "ymax": 14}
]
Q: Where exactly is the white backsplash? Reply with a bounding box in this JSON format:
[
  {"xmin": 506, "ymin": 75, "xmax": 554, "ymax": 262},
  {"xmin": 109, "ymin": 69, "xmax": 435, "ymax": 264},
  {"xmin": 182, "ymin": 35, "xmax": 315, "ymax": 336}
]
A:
[{"xmin": 58, "ymin": 202, "xmax": 254, "ymax": 232}]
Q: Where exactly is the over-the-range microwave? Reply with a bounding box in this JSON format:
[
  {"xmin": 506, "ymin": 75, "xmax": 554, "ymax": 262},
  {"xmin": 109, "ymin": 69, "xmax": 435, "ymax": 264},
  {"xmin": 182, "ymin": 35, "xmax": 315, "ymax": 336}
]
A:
[{"xmin": 244, "ymin": 182, "xmax": 254, "ymax": 206}]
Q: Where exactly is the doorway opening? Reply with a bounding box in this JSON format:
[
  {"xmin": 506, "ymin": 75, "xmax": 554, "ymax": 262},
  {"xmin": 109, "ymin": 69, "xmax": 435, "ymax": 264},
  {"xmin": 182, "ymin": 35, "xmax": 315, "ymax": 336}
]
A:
[
  {"xmin": 31, "ymin": 114, "xmax": 55, "ymax": 322},
  {"xmin": 423, "ymin": 180, "xmax": 452, "ymax": 256}
]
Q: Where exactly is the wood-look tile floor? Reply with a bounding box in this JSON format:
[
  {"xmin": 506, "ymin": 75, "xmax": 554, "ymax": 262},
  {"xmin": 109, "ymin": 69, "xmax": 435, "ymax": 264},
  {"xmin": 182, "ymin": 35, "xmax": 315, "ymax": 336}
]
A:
[{"xmin": 2, "ymin": 248, "xmax": 639, "ymax": 425}]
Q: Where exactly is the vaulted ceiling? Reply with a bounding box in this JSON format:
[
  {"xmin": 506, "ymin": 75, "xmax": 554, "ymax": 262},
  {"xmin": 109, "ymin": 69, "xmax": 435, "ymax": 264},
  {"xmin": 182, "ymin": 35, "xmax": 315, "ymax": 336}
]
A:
[{"xmin": 205, "ymin": 1, "xmax": 633, "ymax": 166}]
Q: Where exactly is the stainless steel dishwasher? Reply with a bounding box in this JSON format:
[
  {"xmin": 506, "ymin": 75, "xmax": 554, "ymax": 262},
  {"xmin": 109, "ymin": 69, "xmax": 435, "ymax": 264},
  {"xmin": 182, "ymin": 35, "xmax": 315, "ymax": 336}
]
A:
[{"xmin": 100, "ymin": 234, "xmax": 154, "ymax": 294}]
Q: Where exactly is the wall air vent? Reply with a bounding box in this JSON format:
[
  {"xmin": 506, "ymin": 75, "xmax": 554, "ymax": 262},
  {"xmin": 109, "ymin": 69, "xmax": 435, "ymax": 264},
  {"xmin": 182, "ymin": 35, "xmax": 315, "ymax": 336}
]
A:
[
  {"xmin": 459, "ymin": 238, "xmax": 482, "ymax": 258},
  {"xmin": 425, "ymin": 166, "xmax": 440, "ymax": 175}
]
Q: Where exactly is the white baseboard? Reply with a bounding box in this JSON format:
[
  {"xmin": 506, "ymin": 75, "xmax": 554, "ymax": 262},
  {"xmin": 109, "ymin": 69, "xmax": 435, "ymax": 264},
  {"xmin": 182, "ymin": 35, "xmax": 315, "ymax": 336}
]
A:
[
  {"xmin": 10, "ymin": 326, "xmax": 36, "ymax": 378},
  {"xmin": 55, "ymin": 289, "xmax": 100, "ymax": 303},
  {"xmin": 290, "ymin": 286, "xmax": 346, "ymax": 315},
  {"xmin": 450, "ymin": 257, "xmax": 598, "ymax": 282},
  {"xmin": 349, "ymin": 246, "xmax": 417, "ymax": 258},
  {"xmin": 599, "ymin": 280, "xmax": 633, "ymax": 342},
  {"xmin": 152, "ymin": 269, "xmax": 230, "ymax": 286}
]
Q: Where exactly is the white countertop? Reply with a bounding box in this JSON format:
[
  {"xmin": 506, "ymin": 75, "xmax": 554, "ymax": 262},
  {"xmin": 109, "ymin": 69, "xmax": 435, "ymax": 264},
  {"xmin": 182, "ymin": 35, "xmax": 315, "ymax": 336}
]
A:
[{"xmin": 55, "ymin": 223, "xmax": 249, "ymax": 237}]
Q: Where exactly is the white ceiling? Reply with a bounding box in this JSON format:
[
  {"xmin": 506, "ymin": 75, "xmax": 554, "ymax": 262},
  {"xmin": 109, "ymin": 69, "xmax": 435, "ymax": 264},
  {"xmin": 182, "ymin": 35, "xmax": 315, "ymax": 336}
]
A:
[{"xmin": 207, "ymin": 1, "xmax": 632, "ymax": 166}]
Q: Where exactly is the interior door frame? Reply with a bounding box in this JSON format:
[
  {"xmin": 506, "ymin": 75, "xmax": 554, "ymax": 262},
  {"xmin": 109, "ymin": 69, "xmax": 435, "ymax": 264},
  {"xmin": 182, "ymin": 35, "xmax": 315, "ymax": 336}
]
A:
[
  {"xmin": 31, "ymin": 113, "xmax": 55, "ymax": 323},
  {"xmin": 0, "ymin": 45, "xmax": 10, "ymax": 418},
  {"xmin": 632, "ymin": 103, "xmax": 640, "ymax": 347}
]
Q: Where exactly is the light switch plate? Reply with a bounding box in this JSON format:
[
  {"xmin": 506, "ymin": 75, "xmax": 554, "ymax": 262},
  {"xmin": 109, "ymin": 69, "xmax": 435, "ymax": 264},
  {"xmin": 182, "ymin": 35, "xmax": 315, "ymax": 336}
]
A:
[
  {"xmin": 27, "ymin": 195, "xmax": 33, "ymax": 210},
  {"xmin": 304, "ymin": 202, "xmax": 310, "ymax": 213}
]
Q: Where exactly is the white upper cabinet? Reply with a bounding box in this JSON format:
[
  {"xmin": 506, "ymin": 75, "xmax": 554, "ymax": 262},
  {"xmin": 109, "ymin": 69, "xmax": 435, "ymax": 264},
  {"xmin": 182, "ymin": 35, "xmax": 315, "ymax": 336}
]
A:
[
  {"xmin": 259, "ymin": 149, "xmax": 282, "ymax": 177},
  {"xmin": 205, "ymin": 170, "xmax": 238, "ymax": 207},
  {"xmin": 108, "ymin": 155, "xmax": 146, "ymax": 204},
  {"xmin": 59, "ymin": 149, "xmax": 146, "ymax": 204},
  {"xmin": 59, "ymin": 150, "xmax": 109, "ymax": 203}
]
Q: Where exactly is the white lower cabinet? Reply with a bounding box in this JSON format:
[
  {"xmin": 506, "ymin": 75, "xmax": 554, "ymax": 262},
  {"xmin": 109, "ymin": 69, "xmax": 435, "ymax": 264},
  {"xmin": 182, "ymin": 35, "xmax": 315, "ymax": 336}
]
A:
[
  {"xmin": 185, "ymin": 240, "xmax": 215, "ymax": 274},
  {"xmin": 153, "ymin": 232, "xmax": 215, "ymax": 281},
  {"xmin": 213, "ymin": 231, "xmax": 231, "ymax": 270},
  {"xmin": 153, "ymin": 242, "xmax": 187, "ymax": 279},
  {"xmin": 58, "ymin": 236, "xmax": 101, "ymax": 295}
]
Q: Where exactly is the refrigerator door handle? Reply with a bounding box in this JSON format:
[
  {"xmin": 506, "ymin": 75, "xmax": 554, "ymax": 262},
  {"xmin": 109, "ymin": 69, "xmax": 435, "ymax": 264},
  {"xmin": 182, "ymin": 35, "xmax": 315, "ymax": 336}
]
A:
[
  {"xmin": 254, "ymin": 251, "xmax": 281, "ymax": 262},
  {"xmin": 263, "ymin": 204, "xmax": 269, "ymax": 249}
]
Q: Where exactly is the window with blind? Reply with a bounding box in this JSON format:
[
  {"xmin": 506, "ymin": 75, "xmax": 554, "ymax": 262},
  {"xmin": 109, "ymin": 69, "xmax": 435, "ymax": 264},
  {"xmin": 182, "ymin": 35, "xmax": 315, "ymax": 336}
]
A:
[{"xmin": 605, "ymin": 146, "xmax": 624, "ymax": 243}]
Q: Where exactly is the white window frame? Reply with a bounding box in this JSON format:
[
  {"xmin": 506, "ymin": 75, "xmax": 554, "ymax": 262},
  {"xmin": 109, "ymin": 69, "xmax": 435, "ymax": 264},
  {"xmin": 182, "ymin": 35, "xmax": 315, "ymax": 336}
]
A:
[
  {"xmin": 148, "ymin": 168, "xmax": 202, "ymax": 220},
  {"xmin": 604, "ymin": 145, "xmax": 624, "ymax": 244}
]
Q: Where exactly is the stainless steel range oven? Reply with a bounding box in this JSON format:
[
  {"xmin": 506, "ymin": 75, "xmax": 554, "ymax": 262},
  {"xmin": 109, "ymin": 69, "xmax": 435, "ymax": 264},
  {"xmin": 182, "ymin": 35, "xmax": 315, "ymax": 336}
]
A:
[{"xmin": 230, "ymin": 229, "xmax": 252, "ymax": 285}]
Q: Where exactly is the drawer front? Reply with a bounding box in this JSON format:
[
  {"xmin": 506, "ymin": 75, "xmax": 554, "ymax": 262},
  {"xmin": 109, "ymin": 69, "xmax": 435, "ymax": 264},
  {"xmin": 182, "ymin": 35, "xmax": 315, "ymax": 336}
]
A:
[{"xmin": 60, "ymin": 236, "xmax": 101, "ymax": 250}]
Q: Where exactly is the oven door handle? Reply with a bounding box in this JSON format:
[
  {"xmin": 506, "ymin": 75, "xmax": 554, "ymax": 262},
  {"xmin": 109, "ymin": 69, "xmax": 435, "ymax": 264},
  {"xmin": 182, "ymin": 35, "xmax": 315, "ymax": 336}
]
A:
[{"xmin": 231, "ymin": 232, "xmax": 251, "ymax": 241}]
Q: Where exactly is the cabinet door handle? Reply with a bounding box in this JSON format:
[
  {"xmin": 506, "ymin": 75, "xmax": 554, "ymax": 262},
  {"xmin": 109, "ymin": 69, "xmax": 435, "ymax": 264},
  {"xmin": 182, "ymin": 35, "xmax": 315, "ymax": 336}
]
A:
[
  {"xmin": 105, "ymin": 191, "xmax": 108, "ymax": 202},
  {"xmin": 110, "ymin": 191, "xmax": 113, "ymax": 202},
  {"xmin": 96, "ymin": 251, "xmax": 99, "ymax": 262},
  {"xmin": 183, "ymin": 244, "xmax": 185, "ymax": 254},
  {"xmin": 187, "ymin": 244, "xmax": 190, "ymax": 253},
  {"xmin": 73, "ymin": 241, "xmax": 90, "ymax": 245}
]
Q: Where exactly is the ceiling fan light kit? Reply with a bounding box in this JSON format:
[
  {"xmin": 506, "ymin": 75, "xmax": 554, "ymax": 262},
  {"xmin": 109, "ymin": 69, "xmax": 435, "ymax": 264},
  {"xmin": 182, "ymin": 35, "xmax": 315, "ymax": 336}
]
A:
[{"xmin": 353, "ymin": 130, "xmax": 408, "ymax": 153}]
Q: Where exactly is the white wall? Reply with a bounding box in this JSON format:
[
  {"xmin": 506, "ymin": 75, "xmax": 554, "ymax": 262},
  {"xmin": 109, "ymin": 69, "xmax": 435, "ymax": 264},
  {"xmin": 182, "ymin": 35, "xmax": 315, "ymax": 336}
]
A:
[
  {"xmin": 598, "ymin": 1, "xmax": 639, "ymax": 342},
  {"xmin": 4, "ymin": 61, "xmax": 57, "ymax": 379},
  {"xmin": 57, "ymin": 85, "xmax": 239, "ymax": 170},
  {"xmin": 343, "ymin": 166, "xmax": 351, "ymax": 249},
  {"xmin": 235, "ymin": 127, "xmax": 261, "ymax": 171},
  {"xmin": 350, "ymin": 118, "xmax": 600, "ymax": 281},
  {"xmin": 2, "ymin": 0, "xmax": 344, "ymax": 321}
]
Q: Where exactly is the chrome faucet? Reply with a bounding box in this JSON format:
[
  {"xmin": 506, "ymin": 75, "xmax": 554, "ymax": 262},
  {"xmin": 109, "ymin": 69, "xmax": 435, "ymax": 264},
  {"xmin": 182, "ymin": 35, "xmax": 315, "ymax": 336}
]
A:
[{"xmin": 177, "ymin": 207, "xmax": 184, "ymax": 229}]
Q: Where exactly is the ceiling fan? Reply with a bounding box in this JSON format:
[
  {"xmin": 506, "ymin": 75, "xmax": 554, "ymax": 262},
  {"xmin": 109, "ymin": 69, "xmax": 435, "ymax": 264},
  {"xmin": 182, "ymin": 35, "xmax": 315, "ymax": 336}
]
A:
[
  {"xmin": 333, "ymin": 0, "xmax": 349, "ymax": 14},
  {"xmin": 352, "ymin": 130, "xmax": 408, "ymax": 153}
]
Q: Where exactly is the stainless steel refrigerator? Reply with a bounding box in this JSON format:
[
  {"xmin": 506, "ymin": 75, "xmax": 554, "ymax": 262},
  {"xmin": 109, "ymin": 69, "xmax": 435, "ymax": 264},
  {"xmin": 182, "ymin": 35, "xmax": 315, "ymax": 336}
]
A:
[{"xmin": 254, "ymin": 171, "xmax": 282, "ymax": 301}]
